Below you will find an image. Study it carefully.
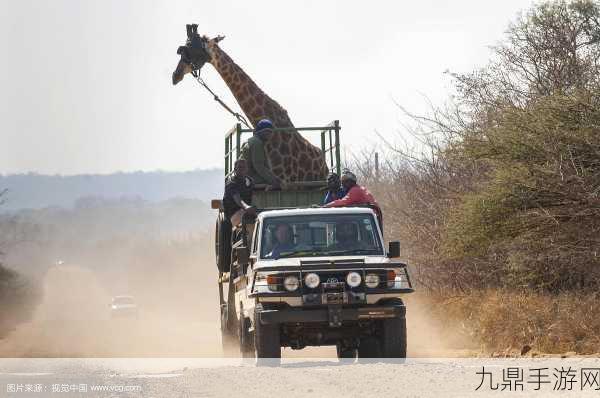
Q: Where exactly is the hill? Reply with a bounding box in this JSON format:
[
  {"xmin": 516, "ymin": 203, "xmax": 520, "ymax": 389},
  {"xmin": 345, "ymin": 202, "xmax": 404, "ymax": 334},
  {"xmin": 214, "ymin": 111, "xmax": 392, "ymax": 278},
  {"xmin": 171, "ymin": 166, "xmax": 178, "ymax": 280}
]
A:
[{"xmin": 0, "ymin": 169, "xmax": 224, "ymax": 212}]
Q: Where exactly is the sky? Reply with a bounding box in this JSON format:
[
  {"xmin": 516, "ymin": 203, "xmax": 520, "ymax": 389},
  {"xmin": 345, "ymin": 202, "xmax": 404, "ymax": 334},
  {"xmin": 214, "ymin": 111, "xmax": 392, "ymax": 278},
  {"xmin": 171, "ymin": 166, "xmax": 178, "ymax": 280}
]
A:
[{"xmin": 0, "ymin": 0, "xmax": 534, "ymax": 175}]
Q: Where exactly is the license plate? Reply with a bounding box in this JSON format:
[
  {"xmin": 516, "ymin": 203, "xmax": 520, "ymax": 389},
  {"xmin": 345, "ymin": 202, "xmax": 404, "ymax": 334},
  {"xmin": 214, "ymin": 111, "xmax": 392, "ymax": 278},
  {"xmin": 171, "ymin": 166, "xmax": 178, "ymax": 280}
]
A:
[
  {"xmin": 322, "ymin": 281, "xmax": 345, "ymax": 290},
  {"xmin": 326, "ymin": 292, "xmax": 343, "ymax": 304}
]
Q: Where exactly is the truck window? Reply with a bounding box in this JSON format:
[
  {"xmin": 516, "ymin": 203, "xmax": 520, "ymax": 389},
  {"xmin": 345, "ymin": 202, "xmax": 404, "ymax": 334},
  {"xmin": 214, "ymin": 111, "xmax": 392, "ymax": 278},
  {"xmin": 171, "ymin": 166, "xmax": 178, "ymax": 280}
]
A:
[
  {"xmin": 260, "ymin": 213, "xmax": 383, "ymax": 259},
  {"xmin": 252, "ymin": 221, "xmax": 260, "ymax": 255}
]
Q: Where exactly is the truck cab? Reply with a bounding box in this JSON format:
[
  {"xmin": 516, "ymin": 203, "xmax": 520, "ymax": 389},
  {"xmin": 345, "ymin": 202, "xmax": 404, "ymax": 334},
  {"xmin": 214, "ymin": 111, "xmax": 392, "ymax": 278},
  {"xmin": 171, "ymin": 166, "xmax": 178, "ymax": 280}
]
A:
[{"xmin": 213, "ymin": 121, "xmax": 414, "ymax": 362}]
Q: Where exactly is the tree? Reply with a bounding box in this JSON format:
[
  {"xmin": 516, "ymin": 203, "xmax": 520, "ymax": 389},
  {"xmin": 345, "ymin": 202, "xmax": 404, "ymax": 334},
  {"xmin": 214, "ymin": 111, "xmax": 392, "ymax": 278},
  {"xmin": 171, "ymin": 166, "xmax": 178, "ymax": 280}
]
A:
[{"xmin": 382, "ymin": 0, "xmax": 600, "ymax": 291}]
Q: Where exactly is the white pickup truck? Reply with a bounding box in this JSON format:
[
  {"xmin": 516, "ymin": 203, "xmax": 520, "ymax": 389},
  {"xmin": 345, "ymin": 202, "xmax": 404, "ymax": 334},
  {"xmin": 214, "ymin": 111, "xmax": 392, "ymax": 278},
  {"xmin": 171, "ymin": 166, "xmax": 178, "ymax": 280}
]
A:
[{"xmin": 219, "ymin": 207, "xmax": 414, "ymax": 361}]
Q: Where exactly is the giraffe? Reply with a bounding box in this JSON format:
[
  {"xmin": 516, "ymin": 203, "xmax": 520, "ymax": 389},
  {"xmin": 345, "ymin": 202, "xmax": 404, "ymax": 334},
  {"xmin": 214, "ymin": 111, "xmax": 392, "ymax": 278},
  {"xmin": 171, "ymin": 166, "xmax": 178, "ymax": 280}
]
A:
[{"xmin": 172, "ymin": 24, "xmax": 328, "ymax": 183}]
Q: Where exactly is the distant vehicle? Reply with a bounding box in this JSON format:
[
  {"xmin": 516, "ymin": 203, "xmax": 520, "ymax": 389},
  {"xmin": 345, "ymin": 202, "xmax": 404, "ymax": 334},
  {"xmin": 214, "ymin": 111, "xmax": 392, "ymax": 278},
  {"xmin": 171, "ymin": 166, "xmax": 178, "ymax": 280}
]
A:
[{"xmin": 110, "ymin": 295, "xmax": 138, "ymax": 319}]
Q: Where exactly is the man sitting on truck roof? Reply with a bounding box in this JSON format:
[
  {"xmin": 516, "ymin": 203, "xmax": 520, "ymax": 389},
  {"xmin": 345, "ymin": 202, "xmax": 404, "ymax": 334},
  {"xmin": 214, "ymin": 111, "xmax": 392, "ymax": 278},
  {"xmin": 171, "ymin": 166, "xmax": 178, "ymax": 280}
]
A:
[
  {"xmin": 322, "ymin": 172, "xmax": 347, "ymax": 205},
  {"xmin": 223, "ymin": 159, "xmax": 257, "ymax": 228},
  {"xmin": 324, "ymin": 169, "xmax": 383, "ymax": 227},
  {"xmin": 240, "ymin": 119, "xmax": 282, "ymax": 190}
]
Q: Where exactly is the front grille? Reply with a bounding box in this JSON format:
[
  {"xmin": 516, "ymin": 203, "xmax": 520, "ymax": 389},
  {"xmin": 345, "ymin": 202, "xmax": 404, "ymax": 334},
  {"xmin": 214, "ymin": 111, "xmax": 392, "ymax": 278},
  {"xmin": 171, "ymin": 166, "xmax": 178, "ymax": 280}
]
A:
[
  {"xmin": 303, "ymin": 270, "xmax": 354, "ymax": 291},
  {"xmin": 300, "ymin": 259, "xmax": 365, "ymax": 269}
]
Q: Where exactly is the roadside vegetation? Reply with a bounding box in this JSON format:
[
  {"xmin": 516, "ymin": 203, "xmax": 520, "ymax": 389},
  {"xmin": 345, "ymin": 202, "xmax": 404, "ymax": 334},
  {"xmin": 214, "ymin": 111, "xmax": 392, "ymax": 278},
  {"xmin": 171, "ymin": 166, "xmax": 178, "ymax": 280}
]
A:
[
  {"xmin": 356, "ymin": 0, "xmax": 600, "ymax": 354},
  {"xmin": 0, "ymin": 190, "xmax": 41, "ymax": 338}
]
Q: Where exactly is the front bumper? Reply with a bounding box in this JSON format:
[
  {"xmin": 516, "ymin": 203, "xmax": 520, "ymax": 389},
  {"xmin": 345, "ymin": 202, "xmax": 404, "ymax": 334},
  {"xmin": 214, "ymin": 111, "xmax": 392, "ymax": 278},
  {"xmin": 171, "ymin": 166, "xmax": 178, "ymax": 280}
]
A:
[{"xmin": 258, "ymin": 304, "xmax": 405, "ymax": 326}]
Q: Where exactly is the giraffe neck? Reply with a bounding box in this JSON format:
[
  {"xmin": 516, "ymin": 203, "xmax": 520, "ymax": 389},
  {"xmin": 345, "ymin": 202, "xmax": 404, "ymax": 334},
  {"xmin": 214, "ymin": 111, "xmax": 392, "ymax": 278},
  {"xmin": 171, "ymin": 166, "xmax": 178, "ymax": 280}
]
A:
[{"xmin": 207, "ymin": 43, "xmax": 293, "ymax": 129}]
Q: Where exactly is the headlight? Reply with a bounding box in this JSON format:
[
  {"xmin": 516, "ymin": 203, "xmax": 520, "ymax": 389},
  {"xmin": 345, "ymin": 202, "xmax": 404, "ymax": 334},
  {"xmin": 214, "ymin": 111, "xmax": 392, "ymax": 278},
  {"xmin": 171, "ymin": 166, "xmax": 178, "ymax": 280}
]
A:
[
  {"xmin": 387, "ymin": 270, "xmax": 397, "ymax": 288},
  {"xmin": 346, "ymin": 271, "xmax": 362, "ymax": 287},
  {"xmin": 267, "ymin": 274, "xmax": 279, "ymax": 291},
  {"xmin": 304, "ymin": 273, "xmax": 320, "ymax": 289},
  {"xmin": 284, "ymin": 275, "xmax": 300, "ymax": 291},
  {"xmin": 254, "ymin": 272, "xmax": 280, "ymax": 292},
  {"xmin": 365, "ymin": 273, "xmax": 380, "ymax": 288}
]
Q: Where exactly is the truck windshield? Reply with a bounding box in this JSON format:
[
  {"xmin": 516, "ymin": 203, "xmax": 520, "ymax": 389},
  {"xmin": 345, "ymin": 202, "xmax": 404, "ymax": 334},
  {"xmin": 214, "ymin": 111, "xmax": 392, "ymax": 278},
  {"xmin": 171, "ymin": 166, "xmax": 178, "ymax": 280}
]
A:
[{"xmin": 260, "ymin": 213, "xmax": 383, "ymax": 259}]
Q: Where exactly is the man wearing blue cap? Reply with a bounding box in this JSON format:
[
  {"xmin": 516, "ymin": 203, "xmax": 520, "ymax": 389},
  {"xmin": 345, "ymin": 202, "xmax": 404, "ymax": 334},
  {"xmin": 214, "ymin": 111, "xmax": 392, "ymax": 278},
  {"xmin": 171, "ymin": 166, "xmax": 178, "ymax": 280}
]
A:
[{"xmin": 240, "ymin": 119, "xmax": 282, "ymax": 190}]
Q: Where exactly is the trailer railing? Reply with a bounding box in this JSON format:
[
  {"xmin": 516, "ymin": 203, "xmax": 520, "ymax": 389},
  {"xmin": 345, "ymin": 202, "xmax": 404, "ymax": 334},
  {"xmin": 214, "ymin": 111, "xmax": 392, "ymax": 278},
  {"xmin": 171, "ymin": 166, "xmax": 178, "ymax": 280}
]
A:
[{"xmin": 224, "ymin": 121, "xmax": 341, "ymax": 180}]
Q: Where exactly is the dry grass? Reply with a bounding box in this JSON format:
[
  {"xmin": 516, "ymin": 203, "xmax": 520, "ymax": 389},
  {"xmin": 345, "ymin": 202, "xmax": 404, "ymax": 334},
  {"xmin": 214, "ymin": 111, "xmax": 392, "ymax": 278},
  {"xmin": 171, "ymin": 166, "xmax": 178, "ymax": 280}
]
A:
[{"xmin": 426, "ymin": 290, "xmax": 600, "ymax": 355}]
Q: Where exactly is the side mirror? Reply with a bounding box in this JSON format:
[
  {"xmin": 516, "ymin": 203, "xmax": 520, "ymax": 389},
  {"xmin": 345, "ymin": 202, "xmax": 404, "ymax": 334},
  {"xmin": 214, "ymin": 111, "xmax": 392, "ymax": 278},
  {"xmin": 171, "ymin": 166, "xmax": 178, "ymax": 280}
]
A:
[
  {"xmin": 388, "ymin": 241, "xmax": 400, "ymax": 258},
  {"xmin": 211, "ymin": 199, "xmax": 222, "ymax": 210},
  {"xmin": 236, "ymin": 246, "xmax": 250, "ymax": 264}
]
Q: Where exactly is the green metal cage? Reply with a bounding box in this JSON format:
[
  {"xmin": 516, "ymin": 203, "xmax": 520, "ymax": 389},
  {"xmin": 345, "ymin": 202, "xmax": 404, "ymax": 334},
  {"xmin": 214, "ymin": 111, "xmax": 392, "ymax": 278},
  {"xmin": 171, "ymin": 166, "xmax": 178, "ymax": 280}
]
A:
[
  {"xmin": 223, "ymin": 121, "xmax": 342, "ymax": 208},
  {"xmin": 224, "ymin": 121, "xmax": 341, "ymax": 179}
]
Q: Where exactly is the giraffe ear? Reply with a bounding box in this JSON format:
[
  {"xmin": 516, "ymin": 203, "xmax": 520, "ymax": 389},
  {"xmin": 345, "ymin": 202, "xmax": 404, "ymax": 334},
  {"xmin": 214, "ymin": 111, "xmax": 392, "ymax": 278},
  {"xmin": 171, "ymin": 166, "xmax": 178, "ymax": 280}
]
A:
[{"xmin": 214, "ymin": 35, "xmax": 225, "ymax": 43}]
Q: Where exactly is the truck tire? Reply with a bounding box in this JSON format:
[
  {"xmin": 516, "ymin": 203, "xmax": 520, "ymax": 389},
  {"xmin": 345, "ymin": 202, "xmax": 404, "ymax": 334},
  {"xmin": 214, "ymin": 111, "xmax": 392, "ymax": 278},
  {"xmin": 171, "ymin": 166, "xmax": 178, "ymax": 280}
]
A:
[
  {"xmin": 239, "ymin": 304, "xmax": 254, "ymax": 358},
  {"xmin": 254, "ymin": 304, "xmax": 280, "ymax": 363},
  {"xmin": 220, "ymin": 277, "xmax": 239, "ymax": 356},
  {"xmin": 215, "ymin": 212, "xmax": 231, "ymax": 274},
  {"xmin": 220, "ymin": 304, "xmax": 237, "ymax": 356},
  {"xmin": 381, "ymin": 316, "xmax": 407, "ymax": 359},
  {"xmin": 358, "ymin": 337, "xmax": 381, "ymax": 359},
  {"xmin": 336, "ymin": 343, "xmax": 357, "ymax": 363}
]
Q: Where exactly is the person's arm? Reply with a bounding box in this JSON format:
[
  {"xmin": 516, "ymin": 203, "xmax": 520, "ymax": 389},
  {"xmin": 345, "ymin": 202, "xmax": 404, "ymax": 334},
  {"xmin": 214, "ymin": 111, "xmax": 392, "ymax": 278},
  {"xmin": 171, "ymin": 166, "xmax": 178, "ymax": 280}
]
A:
[
  {"xmin": 324, "ymin": 187, "xmax": 360, "ymax": 207},
  {"xmin": 232, "ymin": 190, "xmax": 257, "ymax": 216},
  {"xmin": 250, "ymin": 139, "xmax": 280, "ymax": 187},
  {"xmin": 232, "ymin": 193, "xmax": 251, "ymax": 210}
]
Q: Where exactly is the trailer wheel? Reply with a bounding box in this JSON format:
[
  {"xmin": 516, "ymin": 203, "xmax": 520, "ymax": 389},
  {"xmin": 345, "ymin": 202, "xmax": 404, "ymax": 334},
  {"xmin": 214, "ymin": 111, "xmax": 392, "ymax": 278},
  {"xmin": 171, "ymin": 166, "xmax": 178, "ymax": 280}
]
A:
[{"xmin": 254, "ymin": 304, "xmax": 280, "ymax": 364}]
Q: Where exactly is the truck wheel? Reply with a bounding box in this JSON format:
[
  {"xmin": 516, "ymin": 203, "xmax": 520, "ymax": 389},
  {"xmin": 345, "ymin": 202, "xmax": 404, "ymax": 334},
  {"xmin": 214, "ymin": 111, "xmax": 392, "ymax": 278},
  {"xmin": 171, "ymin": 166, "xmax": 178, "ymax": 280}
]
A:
[
  {"xmin": 220, "ymin": 304, "xmax": 237, "ymax": 356},
  {"xmin": 358, "ymin": 337, "xmax": 381, "ymax": 359},
  {"xmin": 336, "ymin": 343, "xmax": 357, "ymax": 363},
  {"xmin": 381, "ymin": 316, "xmax": 407, "ymax": 359},
  {"xmin": 239, "ymin": 305, "xmax": 254, "ymax": 358},
  {"xmin": 220, "ymin": 276, "xmax": 239, "ymax": 356},
  {"xmin": 215, "ymin": 212, "xmax": 231, "ymax": 274},
  {"xmin": 254, "ymin": 304, "xmax": 281, "ymax": 364}
]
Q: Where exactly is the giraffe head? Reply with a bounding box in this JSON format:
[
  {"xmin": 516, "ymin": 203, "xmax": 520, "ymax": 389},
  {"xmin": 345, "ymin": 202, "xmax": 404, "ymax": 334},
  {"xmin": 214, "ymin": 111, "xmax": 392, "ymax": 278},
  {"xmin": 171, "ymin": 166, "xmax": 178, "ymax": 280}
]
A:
[{"xmin": 172, "ymin": 24, "xmax": 224, "ymax": 85}]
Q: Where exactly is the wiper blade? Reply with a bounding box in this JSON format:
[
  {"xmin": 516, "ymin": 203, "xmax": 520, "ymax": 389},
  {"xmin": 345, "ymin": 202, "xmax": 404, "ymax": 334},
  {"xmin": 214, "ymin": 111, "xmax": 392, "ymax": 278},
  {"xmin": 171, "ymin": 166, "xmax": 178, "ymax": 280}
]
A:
[
  {"xmin": 277, "ymin": 250, "xmax": 319, "ymax": 258},
  {"xmin": 273, "ymin": 248, "xmax": 381, "ymax": 259},
  {"xmin": 322, "ymin": 249, "xmax": 381, "ymax": 255}
]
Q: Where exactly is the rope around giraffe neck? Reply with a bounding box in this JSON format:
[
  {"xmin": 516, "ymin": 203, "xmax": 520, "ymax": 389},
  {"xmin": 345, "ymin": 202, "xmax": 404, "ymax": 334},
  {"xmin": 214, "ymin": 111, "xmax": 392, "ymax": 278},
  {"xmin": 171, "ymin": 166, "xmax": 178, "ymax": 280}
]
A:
[{"xmin": 190, "ymin": 69, "xmax": 251, "ymax": 129}]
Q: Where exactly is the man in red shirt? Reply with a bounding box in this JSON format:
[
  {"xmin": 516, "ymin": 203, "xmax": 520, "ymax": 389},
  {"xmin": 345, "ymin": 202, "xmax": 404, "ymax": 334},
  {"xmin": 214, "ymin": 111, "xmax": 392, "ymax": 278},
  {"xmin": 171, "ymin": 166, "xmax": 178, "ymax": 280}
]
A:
[{"xmin": 324, "ymin": 170, "xmax": 383, "ymax": 227}]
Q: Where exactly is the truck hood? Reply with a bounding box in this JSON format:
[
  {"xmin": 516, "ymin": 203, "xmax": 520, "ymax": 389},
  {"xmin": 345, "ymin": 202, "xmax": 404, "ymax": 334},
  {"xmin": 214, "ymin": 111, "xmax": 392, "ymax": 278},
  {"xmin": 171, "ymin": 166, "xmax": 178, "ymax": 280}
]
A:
[{"xmin": 254, "ymin": 255, "xmax": 394, "ymax": 269}]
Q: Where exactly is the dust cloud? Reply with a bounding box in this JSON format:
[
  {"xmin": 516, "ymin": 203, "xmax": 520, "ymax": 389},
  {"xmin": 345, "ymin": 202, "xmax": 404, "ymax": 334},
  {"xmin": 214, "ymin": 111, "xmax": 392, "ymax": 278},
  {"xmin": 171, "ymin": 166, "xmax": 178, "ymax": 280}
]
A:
[
  {"xmin": 0, "ymin": 242, "xmax": 472, "ymax": 358},
  {"xmin": 404, "ymin": 294, "xmax": 478, "ymax": 357},
  {"xmin": 0, "ymin": 255, "xmax": 223, "ymax": 357}
]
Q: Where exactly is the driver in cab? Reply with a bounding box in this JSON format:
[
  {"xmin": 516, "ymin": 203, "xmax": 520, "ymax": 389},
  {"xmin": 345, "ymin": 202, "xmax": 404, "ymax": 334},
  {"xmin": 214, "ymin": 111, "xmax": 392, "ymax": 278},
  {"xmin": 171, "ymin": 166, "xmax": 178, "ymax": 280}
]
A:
[{"xmin": 266, "ymin": 224, "xmax": 296, "ymax": 259}]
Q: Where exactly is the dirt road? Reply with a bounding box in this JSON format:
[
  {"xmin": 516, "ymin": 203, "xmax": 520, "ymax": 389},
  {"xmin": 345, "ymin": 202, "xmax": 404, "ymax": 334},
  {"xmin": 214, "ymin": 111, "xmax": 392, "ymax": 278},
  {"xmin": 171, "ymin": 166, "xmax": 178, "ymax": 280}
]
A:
[
  {"xmin": 3, "ymin": 265, "xmax": 597, "ymax": 397},
  {"xmin": 0, "ymin": 264, "xmax": 472, "ymax": 358},
  {"xmin": 3, "ymin": 357, "xmax": 600, "ymax": 397}
]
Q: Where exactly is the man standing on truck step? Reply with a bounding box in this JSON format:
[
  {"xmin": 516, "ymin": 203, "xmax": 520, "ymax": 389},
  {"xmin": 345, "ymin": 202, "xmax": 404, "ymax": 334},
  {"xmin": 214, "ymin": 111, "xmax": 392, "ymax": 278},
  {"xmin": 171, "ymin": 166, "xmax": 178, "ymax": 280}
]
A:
[
  {"xmin": 223, "ymin": 159, "xmax": 257, "ymax": 228},
  {"xmin": 240, "ymin": 119, "xmax": 282, "ymax": 190},
  {"xmin": 323, "ymin": 172, "xmax": 347, "ymax": 204},
  {"xmin": 324, "ymin": 169, "xmax": 383, "ymax": 227}
]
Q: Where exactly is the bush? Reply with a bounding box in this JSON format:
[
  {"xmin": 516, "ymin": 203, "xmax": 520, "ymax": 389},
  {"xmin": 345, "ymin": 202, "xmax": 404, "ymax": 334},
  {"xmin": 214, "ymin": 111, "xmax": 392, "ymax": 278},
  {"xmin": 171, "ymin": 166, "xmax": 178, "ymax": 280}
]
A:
[
  {"xmin": 361, "ymin": 0, "xmax": 600, "ymax": 293},
  {"xmin": 0, "ymin": 264, "xmax": 41, "ymax": 338}
]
